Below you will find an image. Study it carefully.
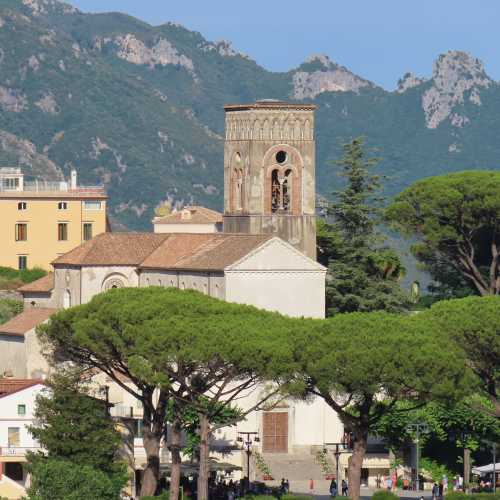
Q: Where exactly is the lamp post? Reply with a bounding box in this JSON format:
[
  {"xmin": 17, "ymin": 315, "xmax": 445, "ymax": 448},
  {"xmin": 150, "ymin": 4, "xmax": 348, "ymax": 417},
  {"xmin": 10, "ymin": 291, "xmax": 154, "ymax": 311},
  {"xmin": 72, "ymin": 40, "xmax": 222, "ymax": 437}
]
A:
[
  {"xmin": 237, "ymin": 431, "xmax": 259, "ymax": 493},
  {"xmin": 406, "ymin": 422, "xmax": 429, "ymax": 492},
  {"xmin": 482, "ymin": 440, "xmax": 498, "ymax": 493},
  {"xmin": 325, "ymin": 433, "xmax": 353, "ymax": 484}
]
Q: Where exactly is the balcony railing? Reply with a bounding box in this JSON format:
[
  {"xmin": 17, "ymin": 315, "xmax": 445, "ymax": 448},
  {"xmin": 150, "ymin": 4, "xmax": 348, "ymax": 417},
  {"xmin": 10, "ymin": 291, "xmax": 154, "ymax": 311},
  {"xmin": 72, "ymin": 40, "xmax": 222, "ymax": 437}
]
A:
[
  {"xmin": 0, "ymin": 181, "xmax": 105, "ymax": 194},
  {"xmin": 0, "ymin": 446, "xmax": 40, "ymax": 457}
]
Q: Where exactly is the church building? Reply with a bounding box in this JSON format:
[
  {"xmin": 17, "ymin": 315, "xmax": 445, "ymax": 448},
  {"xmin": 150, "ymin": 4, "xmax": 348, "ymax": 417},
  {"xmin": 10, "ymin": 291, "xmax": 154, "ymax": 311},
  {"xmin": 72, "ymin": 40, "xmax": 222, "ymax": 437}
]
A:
[{"xmin": 0, "ymin": 101, "xmax": 390, "ymax": 493}]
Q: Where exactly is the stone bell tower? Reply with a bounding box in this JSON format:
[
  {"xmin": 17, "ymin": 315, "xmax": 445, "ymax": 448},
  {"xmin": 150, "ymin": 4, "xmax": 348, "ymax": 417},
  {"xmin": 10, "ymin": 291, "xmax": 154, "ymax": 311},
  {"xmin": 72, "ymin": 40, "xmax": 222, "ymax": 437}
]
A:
[{"xmin": 223, "ymin": 100, "xmax": 317, "ymax": 259}]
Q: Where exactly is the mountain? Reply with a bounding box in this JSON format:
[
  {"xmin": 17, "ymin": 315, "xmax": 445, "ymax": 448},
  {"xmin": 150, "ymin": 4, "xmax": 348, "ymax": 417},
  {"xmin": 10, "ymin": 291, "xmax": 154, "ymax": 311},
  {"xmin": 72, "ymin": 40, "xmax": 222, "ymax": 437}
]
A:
[{"xmin": 1, "ymin": 0, "xmax": 500, "ymax": 232}]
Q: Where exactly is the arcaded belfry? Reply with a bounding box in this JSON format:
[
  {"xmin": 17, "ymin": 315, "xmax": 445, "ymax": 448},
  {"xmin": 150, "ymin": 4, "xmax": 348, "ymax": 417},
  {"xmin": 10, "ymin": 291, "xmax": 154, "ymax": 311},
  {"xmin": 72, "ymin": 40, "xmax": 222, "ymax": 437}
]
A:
[{"xmin": 223, "ymin": 100, "xmax": 317, "ymax": 259}]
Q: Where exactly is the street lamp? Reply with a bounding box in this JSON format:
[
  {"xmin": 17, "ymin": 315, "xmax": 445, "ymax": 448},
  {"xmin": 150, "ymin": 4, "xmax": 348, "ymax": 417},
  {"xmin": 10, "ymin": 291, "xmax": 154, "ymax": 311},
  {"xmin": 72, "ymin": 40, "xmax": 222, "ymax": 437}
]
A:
[
  {"xmin": 325, "ymin": 433, "xmax": 353, "ymax": 484},
  {"xmin": 406, "ymin": 422, "xmax": 429, "ymax": 491},
  {"xmin": 482, "ymin": 440, "xmax": 498, "ymax": 494},
  {"xmin": 237, "ymin": 431, "xmax": 259, "ymax": 493}
]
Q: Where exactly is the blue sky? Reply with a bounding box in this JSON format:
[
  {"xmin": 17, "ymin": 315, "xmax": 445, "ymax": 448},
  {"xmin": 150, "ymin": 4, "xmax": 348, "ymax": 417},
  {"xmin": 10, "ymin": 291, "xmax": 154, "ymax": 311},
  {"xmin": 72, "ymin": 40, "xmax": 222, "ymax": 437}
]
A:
[{"xmin": 66, "ymin": 0, "xmax": 500, "ymax": 90}]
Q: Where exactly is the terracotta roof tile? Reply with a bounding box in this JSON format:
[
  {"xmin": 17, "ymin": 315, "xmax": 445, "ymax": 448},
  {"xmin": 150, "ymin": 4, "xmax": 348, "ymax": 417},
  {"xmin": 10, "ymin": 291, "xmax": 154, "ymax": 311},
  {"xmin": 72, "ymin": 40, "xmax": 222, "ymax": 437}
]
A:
[
  {"xmin": 142, "ymin": 233, "xmax": 272, "ymax": 270},
  {"xmin": 0, "ymin": 308, "xmax": 58, "ymax": 337},
  {"xmin": 0, "ymin": 379, "xmax": 44, "ymax": 398},
  {"xmin": 153, "ymin": 206, "xmax": 223, "ymax": 225},
  {"xmin": 49, "ymin": 232, "xmax": 275, "ymax": 271},
  {"xmin": 53, "ymin": 232, "xmax": 170, "ymax": 266},
  {"xmin": 18, "ymin": 273, "xmax": 54, "ymax": 293}
]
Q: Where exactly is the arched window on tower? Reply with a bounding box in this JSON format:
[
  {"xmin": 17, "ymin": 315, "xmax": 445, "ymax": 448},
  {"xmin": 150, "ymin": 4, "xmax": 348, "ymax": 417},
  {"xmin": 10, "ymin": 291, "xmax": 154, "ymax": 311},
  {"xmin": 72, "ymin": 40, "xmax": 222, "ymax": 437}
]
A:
[{"xmin": 270, "ymin": 151, "xmax": 294, "ymax": 213}]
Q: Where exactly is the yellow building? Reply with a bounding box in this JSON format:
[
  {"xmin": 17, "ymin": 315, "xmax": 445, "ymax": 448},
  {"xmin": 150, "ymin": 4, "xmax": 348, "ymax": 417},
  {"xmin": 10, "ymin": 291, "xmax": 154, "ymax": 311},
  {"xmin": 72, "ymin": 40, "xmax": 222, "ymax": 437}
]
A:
[{"xmin": 0, "ymin": 168, "xmax": 108, "ymax": 271}]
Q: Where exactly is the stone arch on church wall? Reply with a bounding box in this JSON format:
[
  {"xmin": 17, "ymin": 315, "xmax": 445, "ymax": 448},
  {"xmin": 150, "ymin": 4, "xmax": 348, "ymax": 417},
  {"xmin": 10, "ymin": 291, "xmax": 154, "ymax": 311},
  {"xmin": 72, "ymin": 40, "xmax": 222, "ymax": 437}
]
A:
[{"xmin": 102, "ymin": 273, "xmax": 129, "ymax": 292}]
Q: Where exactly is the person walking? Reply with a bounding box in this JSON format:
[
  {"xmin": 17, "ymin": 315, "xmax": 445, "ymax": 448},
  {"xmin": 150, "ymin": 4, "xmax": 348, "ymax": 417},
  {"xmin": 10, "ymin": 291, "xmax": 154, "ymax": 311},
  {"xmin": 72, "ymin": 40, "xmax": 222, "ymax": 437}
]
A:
[
  {"xmin": 386, "ymin": 476, "xmax": 393, "ymax": 491},
  {"xmin": 432, "ymin": 482, "xmax": 439, "ymax": 500},
  {"xmin": 438, "ymin": 481, "xmax": 444, "ymax": 499},
  {"xmin": 330, "ymin": 478, "xmax": 338, "ymax": 497},
  {"xmin": 341, "ymin": 479, "xmax": 348, "ymax": 496}
]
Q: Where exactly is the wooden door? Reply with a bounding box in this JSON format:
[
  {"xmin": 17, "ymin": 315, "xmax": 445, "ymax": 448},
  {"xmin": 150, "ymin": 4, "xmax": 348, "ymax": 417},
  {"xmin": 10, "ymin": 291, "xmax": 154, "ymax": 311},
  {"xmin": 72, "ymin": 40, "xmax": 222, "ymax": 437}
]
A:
[{"xmin": 262, "ymin": 411, "xmax": 288, "ymax": 453}]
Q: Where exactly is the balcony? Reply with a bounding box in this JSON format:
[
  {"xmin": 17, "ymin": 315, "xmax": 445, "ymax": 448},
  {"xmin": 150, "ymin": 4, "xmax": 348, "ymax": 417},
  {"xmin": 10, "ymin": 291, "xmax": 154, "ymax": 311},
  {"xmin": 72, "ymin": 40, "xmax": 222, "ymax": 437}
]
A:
[{"xmin": 0, "ymin": 447, "xmax": 40, "ymax": 459}]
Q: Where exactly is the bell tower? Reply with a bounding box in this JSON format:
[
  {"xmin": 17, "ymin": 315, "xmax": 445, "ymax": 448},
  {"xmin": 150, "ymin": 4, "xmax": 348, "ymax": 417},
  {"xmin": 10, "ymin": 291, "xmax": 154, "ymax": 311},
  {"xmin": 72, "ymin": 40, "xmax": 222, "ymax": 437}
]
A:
[{"xmin": 223, "ymin": 100, "xmax": 317, "ymax": 259}]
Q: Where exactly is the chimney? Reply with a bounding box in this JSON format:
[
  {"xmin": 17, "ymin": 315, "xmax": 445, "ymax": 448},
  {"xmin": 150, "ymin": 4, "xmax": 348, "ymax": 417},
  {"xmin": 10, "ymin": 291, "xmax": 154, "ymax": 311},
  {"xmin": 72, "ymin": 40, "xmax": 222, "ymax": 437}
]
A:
[{"xmin": 70, "ymin": 169, "xmax": 77, "ymax": 189}]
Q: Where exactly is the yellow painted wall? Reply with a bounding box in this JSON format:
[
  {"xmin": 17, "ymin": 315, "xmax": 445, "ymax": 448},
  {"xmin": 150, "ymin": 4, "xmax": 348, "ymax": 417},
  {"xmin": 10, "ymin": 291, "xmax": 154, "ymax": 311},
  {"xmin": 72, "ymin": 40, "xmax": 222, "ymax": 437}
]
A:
[{"xmin": 0, "ymin": 198, "xmax": 107, "ymax": 270}]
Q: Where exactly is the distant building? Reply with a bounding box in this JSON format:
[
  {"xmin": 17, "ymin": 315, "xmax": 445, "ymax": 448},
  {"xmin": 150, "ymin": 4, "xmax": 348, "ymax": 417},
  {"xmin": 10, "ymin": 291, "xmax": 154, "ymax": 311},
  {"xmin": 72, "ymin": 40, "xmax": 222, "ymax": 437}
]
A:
[
  {"xmin": 0, "ymin": 168, "xmax": 108, "ymax": 271},
  {"xmin": 153, "ymin": 205, "xmax": 223, "ymax": 234},
  {"xmin": 0, "ymin": 379, "xmax": 44, "ymax": 499}
]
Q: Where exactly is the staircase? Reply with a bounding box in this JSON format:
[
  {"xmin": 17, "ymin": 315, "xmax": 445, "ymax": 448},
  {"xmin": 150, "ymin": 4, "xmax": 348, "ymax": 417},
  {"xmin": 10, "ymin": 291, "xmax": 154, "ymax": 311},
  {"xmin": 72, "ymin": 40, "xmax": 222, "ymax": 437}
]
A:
[{"xmin": 255, "ymin": 452, "xmax": 329, "ymax": 482}]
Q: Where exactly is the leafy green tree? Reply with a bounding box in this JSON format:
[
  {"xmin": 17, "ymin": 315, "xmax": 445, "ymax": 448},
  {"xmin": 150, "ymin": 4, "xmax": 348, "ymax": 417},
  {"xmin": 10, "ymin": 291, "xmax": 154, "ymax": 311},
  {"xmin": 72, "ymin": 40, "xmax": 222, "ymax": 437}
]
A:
[
  {"xmin": 26, "ymin": 458, "xmax": 125, "ymax": 500},
  {"xmin": 28, "ymin": 369, "xmax": 124, "ymax": 476},
  {"xmin": 375, "ymin": 396, "xmax": 500, "ymax": 475},
  {"xmin": 386, "ymin": 171, "xmax": 500, "ymax": 297},
  {"xmin": 38, "ymin": 287, "xmax": 293, "ymax": 499},
  {"xmin": 323, "ymin": 138, "xmax": 410, "ymax": 314},
  {"xmin": 292, "ymin": 311, "xmax": 467, "ymax": 500},
  {"xmin": 426, "ymin": 296, "xmax": 500, "ymax": 417}
]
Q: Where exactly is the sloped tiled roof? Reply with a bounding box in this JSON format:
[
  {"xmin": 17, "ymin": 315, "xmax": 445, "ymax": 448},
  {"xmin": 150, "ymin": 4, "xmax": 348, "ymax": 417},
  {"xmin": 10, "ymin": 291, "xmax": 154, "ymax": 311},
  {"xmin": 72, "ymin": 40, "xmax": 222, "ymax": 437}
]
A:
[
  {"xmin": 53, "ymin": 232, "xmax": 170, "ymax": 266},
  {"xmin": 18, "ymin": 273, "xmax": 54, "ymax": 293},
  {"xmin": 153, "ymin": 206, "xmax": 222, "ymax": 225},
  {"xmin": 0, "ymin": 308, "xmax": 58, "ymax": 337},
  {"xmin": 171, "ymin": 234, "xmax": 272, "ymax": 271},
  {"xmin": 51, "ymin": 232, "xmax": 274, "ymax": 271},
  {"xmin": 0, "ymin": 379, "xmax": 44, "ymax": 398},
  {"xmin": 136, "ymin": 233, "xmax": 272, "ymax": 271}
]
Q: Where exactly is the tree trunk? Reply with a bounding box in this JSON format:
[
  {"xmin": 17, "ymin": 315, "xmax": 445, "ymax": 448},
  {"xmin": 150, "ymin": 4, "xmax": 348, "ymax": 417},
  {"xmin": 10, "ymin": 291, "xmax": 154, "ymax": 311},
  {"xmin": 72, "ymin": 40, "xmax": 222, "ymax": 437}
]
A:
[
  {"xmin": 169, "ymin": 417, "xmax": 183, "ymax": 500},
  {"xmin": 464, "ymin": 447, "xmax": 471, "ymax": 492},
  {"xmin": 141, "ymin": 429, "xmax": 161, "ymax": 497},
  {"xmin": 347, "ymin": 429, "xmax": 368, "ymax": 500},
  {"xmin": 197, "ymin": 413, "xmax": 211, "ymax": 500}
]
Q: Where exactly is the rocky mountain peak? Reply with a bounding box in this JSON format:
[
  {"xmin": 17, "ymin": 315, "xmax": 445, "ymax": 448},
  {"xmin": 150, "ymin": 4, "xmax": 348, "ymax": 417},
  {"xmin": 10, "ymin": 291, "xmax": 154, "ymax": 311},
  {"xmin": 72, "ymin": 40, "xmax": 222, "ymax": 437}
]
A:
[
  {"xmin": 422, "ymin": 51, "xmax": 492, "ymax": 129},
  {"xmin": 292, "ymin": 54, "xmax": 374, "ymax": 99},
  {"xmin": 396, "ymin": 72, "xmax": 427, "ymax": 93},
  {"xmin": 21, "ymin": 0, "xmax": 78, "ymax": 16}
]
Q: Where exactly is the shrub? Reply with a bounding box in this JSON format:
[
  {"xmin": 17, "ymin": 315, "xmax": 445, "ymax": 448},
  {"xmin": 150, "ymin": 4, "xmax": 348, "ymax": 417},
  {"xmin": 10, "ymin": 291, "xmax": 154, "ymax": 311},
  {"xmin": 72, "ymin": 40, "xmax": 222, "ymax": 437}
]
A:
[
  {"xmin": 140, "ymin": 493, "xmax": 169, "ymax": 500},
  {"xmin": 26, "ymin": 457, "xmax": 126, "ymax": 500},
  {"xmin": 372, "ymin": 491, "xmax": 399, "ymax": 500},
  {"xmin": 0, "ymin": 298, "xmax": 23, "ymax": 324},
  {"xmin": 445, "ymin": 494, "xmax": 500, "ymax": 500},
  {"xmin": 282, "ymin": 496, "xmax": 314, "ymax": 500},
  {"xmin": 0, "ymin": 266, "xmax": 47, "ymax": 289}
]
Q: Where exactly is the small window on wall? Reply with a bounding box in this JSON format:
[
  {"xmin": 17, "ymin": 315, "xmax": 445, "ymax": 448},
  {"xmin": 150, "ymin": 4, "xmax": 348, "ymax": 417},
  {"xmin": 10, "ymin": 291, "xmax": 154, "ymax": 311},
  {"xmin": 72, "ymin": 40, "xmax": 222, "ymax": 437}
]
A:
[
  {"xmin": 17, "ymin": 404, "xmax": 26, "ymax": 416},
  {"xmin": 58, "ymin": 223, "xmax": 68, "ymax": 241},
  {"xmin": 83, "ymin": 223, "xmax": 93, "ymax": 241},
  {"xmin": 18, "ymin": 202, "xmax": 27, "ymax": 210},
  {"xmin": 15, "ymin": 223, "xmax": 27, "ymax": 241},
  {"xmin": 58, "ymin": 202, "xmax": 68, "ymax": 210},
  {"xmin": 84, "ymin": 200, "xmax": 102, "ymax": 210},
  {"xmin": 8, "ymin": 427, "xmax": 20, "ymax": 447},
  {"xmin": 18, "ymin": 256, "xmax": 27, "ymax": 270}
]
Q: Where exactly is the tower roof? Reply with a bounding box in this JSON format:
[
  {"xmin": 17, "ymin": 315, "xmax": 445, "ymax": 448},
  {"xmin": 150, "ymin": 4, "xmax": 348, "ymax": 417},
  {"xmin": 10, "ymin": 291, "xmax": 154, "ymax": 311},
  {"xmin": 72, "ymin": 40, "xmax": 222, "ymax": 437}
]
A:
[{"xmin": 224, "ymin": 100, "xmax": 316, "ymax": 112}]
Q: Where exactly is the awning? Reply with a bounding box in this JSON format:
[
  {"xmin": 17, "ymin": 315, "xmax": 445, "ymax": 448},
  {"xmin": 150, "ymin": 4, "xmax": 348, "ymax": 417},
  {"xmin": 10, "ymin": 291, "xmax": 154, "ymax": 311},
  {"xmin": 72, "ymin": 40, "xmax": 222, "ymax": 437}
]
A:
[{"xmin": 472, "ymin": 463, "xmax": 500, "ymax": 475}]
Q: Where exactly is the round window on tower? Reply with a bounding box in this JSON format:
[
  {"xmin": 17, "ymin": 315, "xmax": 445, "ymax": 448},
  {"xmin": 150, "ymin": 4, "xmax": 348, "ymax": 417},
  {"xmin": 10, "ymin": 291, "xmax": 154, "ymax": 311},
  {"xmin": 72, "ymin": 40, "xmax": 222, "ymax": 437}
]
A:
[{"xmin": 276, "ymin": 150, "xmax": 287, "ymax": 164}]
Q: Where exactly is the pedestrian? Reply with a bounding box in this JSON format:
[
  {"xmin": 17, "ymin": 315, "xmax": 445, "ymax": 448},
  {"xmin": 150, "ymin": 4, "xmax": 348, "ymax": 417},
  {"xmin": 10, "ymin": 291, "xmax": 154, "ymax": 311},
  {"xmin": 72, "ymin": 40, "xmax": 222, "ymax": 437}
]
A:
[
  {"xmin": 285, "ymin": 478, "xmax": 290, "ymax": 493},
  {"xmin": 280, "ymin": 478, "xmax": 286, "ymax": 494},
  {"xmin": 329, "ymin": 478, "xmax": 338, "ymax": 497},
  {"xmin": 432, "ymin": 482, "xmax": 439, "ymax": 500},
  {"xmin": 309, "ymin": 478, "xmax": 315, "ymax": 496},
  {"xmin": 439, "ymin": 481, "xmax": 444, "ymax": 499},
  {"xmin": 341, "ymin": 479, "xmax": 348, "ymax": 496},
  {"xmin": 386, "ymin": 476, "xmax": 393, "ymax": 491}
]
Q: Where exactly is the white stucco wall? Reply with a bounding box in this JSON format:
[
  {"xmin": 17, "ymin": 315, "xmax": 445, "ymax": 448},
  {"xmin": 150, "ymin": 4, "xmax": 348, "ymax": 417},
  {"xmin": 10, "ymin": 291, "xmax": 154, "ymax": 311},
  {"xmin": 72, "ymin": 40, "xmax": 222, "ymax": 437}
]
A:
[
  {"xmin": 139, "ymin": 270, "xmax": 226, "ymax": 299},
  {"xmin": 0, "ymin": 336, "xmax": 26, "ymax": 378},
  {"xmin": 80, "ymin": 266, "xmax": 139, "ymax": 304},
  {"xmin": 25, "ymin": 327, "xmax": 50, "ymax": 379},
  {"xmin": 225, "ymin": 238, "xmax": 326, "ymax": 319}
]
